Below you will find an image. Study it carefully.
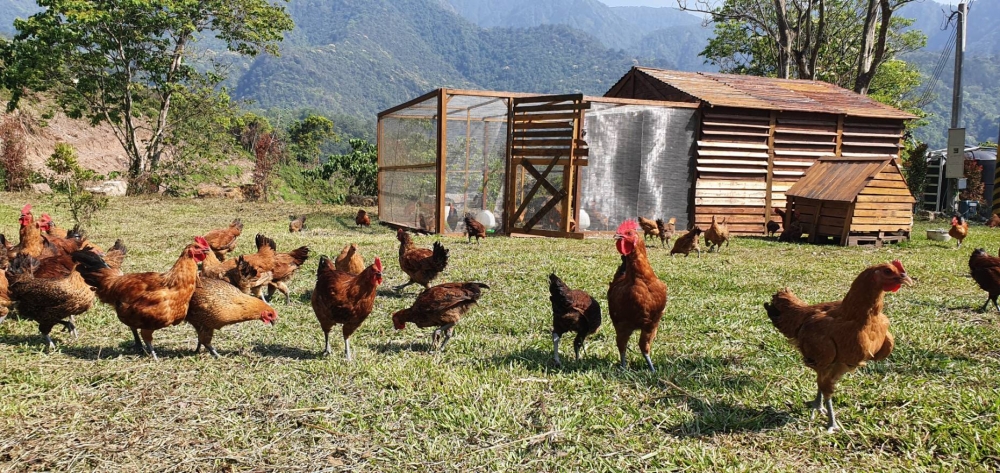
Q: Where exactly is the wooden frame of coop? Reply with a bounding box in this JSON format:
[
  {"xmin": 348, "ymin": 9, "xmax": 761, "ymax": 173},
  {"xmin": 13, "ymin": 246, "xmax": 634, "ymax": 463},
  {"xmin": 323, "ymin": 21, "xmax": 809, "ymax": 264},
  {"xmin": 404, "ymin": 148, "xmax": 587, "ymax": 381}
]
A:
[{"xmin": 784, "ymin": 156, "xmax": 916, "ymax": 246}]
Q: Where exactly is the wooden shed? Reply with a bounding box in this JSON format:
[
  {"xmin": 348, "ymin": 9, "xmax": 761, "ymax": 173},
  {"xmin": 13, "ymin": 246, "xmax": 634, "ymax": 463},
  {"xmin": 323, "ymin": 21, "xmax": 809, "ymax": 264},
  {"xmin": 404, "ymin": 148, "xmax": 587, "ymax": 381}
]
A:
[
  {"xmin": 785, "ymin": 156, "xmax": 915, "ymax": 246},
  {"xmin": 605, "ymin": 67, "xmax": 916, "ymax": 235}
]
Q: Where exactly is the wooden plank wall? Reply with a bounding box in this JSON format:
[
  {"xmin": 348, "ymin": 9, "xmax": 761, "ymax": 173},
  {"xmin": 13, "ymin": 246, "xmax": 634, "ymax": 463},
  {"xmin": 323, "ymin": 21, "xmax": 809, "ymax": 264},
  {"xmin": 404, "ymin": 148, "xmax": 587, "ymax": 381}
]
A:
[
  {"xmin": 770, "ymin": 112, "xmax": 838, "ymax": 226},
  {"xmin": 694, "ymin": 107, "xmax": 770, "ymax": 234},
  {"xmin": 792, "ymin": 198, "xmax": 851, "ymax": 238},
  {"xmin": 840, "ymin": 117, "xmax": 904, "ymax": 159},
  {"xmin": 852, "ymin": 166, "xmax": 914, "ymax": 233}
]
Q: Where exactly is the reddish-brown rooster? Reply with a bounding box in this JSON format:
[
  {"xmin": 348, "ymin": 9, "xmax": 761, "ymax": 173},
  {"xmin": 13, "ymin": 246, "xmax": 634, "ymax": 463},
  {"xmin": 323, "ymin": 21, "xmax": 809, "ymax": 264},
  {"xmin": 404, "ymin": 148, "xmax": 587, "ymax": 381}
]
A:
[
  {"xmin": 764, "ymin": 260, "xmax": 913, "ymax": 432},
  {"xmin": 355, "ymin": 209, "xmax": 371, "ymax": 228},
  {"xmin": 608, "ymin": 220, "xmax": 668, "ymax": 371},
  {"xmin": 396, "ymin": 229, "xmax": 449, "ymax": 291}
]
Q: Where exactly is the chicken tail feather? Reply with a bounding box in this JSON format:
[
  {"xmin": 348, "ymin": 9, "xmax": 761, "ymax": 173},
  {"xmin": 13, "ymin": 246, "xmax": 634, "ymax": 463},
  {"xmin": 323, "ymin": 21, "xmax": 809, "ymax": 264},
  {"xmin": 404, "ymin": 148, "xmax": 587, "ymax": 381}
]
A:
[
  {"xmin": 548, "ymin": 274, "xmax": 575, "ymax": 314},
  {"xmin": 764, "ymin": 288, "xmax": 809, "ymax": 339},
  {"xmin": 71, "ymin": 248, "xmax": 117, "ymax": 297},
  {"xmin": 431, "ymin": 241, "xmax": 449, "ymax": 272}
]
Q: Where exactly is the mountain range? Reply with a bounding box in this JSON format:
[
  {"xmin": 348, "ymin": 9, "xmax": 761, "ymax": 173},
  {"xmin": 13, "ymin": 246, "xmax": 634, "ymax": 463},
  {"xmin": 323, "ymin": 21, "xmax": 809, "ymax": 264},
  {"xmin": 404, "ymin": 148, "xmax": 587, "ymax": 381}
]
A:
[{"xmin": 1, "ymin": 0, "xmax": 998, "ymax": 148}]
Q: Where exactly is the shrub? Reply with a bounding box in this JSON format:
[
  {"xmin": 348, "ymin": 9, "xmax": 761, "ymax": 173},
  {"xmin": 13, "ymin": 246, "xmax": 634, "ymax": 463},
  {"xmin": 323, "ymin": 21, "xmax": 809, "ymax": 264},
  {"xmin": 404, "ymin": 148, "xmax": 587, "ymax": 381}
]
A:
[
  {"xmin": 314, "ymin": 138, "xmax": 377, "ymax": 196},
  {"xmin": 46, "ymin": 143, "xmax": 108, "ymax": 229},
  {"xmin": 901, "ymin": 142, "xmax": 928, "ymax": 206},
  {"xmin": 0, "ymin": 117, "xmax": 31, "ymax": 191}
]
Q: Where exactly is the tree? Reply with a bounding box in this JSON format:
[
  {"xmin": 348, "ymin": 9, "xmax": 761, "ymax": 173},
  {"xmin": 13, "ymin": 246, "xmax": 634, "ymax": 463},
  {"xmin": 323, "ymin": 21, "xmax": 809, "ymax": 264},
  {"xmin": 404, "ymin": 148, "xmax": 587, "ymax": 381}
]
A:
[
  {"xmin": 287, "ymin": 114, "xmax": 336, "ymax": 166},
  {"xmin": 1, "ymin": 0, "xmax": 293, "ymax": 193},
  {"xmin": 315, "ymin": 138, "xmax": 378, "ymax": 197},
  {"xmin": 682, "ymin": 0, "xmax": 925, "ymax": 94}
]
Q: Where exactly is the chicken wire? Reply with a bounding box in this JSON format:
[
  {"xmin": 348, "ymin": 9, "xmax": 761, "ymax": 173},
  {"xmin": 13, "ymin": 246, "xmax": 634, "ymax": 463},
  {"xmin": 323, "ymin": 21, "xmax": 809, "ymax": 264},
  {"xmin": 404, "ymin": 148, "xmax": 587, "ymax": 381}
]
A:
[
  {"xmin": 443, "ymin": 94, "xmax": 509, "ymax": 234},
  {"xmin": 379, "ymin": 95, "xmax": 438, "ymax": 231},
  {"xmin": 579, "ymin": 103, "xmax": 697, "ymax": 232}
]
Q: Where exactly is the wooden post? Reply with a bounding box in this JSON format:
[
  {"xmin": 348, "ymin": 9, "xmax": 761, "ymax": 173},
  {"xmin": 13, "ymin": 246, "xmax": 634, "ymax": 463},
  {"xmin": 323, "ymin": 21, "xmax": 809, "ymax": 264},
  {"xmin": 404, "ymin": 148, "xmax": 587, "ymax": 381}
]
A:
[
  {"xmin": 377, "ymin": 117, "xmax": 383, "ymax": 220},
  {"xmin": 482, "ymin": 121, "xmax": 489, "ymax": 211},
  {"xmin": 840, "ymin": 202, "xmax": 855, "ymax": 246},
  {"xmin": 562, "ymin": 98, "xmax": 581, "ymax": 233},
  {"xmin": 503, "ymin": 97, "xmax": 516, "ymax": 235},
  {"xmin": 436, "ymin": 90, "xmax": 449, "ymax": 234},
  {"xmin": 808, "ymin": 200, "xmax": 823, "ymax": 243},
  {"xmin": 764, "ymin": 111, "xmax": 778, "ymax": 236}
]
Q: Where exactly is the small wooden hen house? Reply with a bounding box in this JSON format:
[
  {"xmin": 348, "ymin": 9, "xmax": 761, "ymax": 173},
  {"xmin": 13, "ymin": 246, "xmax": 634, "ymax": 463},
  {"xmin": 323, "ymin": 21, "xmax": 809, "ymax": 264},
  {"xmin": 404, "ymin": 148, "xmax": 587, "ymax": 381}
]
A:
[{"xmin": 785, "ymin": 156, "xmax": 915, "ymax": 246}]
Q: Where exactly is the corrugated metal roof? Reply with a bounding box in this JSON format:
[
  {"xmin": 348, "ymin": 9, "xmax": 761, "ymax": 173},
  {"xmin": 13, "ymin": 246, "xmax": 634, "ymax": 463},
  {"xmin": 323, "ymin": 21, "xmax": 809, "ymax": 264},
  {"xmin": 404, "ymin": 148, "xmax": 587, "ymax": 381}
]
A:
[
  {"xmin": 632, "ymin": 67, "xmax": 916, "ymax": 120},
  {"xmin": 786, "ymin": 157, "xmax": 915, "ymax": 202}
]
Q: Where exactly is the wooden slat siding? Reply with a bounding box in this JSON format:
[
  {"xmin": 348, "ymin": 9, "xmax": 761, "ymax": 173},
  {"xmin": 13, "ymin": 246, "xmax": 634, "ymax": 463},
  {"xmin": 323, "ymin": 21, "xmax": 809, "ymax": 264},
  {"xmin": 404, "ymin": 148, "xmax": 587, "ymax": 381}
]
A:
[
  {"xmin": 840, "ymin": 117, "xmax": 906, "ymax": 164},
  {"xmin": 697, "ymin": 141, "xmax": 769, "ymax": 149},
  {"xmin": 696, "ymin": 206, "xmax": 768, "ymax": 215},
  {"xmin": 695, "ymin": 214, "xmax": 765, "ymax": 224},
  {"xmin": 852, "ymin": 216, "xmax": 912, "ymax": 225},
  {"xmin": 697, "ymin": 180, "xmax": 766, "ymax": 190},
  {"xmin": 860, "ymin": 187, "xmax": 914, "ymax": 196},
  {"xmin": 851, "ymin": 224, "xmax": 912, "ymax": 232}
]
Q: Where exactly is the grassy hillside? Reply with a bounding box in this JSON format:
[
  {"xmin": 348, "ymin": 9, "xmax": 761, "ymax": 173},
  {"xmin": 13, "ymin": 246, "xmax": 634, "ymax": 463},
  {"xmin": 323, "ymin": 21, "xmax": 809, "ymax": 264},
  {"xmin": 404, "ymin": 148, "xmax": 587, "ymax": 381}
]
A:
[{"xmin": 1, "ymin": 196, "xmax": 999, "ymax": 470}]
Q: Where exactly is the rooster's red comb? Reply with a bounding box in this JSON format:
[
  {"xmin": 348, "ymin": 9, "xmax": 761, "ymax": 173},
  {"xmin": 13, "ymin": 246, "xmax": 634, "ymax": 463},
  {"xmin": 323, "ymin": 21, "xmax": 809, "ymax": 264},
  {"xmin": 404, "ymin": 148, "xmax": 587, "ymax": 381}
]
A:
[
  {"xmin": 194, "ymin": 236, "xmax": 209, "ymax": 249},
  {"xmin": 616, "ymin": 219, "xmax": 639, "ymax": 235},
  {"xmin": 891, "ymin": 260, "xmax": 905, "ymax": 273},
  {"xmin": 373, "ymin": 256, "xmax": 383, "ymax": 272},
  {"xmin": 20, "ymin": 204, "xmax": 31, "ymax": 215},
  {"xmin": 40, "ymin": 213, "xmax": 51, "ymax": 222}
]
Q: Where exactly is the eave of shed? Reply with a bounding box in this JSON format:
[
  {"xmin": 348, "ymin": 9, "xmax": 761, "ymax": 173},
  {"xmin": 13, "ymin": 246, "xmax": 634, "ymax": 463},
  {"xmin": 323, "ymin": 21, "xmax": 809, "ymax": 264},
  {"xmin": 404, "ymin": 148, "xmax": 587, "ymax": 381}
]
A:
[
  {"xmin": 786, "ymin": 157, "xmax": 915, "ymax": 203},
  {"xmin": 615, "ymin": 67, "xmax": 916, "ymax": 120}
]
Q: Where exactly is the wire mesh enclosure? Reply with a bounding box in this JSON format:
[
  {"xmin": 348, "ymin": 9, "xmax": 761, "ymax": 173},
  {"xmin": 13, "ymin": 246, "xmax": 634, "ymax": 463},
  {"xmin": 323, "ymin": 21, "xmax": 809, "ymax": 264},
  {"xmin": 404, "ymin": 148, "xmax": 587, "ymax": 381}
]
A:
[{"xmin": 378, "ymin": 89, "xmax": 699, "ymax": 238}]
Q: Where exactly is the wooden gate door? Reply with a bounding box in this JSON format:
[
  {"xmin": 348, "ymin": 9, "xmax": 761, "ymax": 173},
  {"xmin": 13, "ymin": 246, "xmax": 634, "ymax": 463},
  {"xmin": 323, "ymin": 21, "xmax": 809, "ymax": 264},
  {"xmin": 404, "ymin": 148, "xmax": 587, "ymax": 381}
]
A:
[{"xmin": 505, "ymin": 94, "xmax": 589, "ymax": 238}]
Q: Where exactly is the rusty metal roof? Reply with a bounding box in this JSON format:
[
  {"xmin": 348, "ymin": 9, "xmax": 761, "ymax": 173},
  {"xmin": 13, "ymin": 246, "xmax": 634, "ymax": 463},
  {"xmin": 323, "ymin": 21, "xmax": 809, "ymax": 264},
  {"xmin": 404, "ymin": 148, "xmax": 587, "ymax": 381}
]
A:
[
  {"xmin": 786, "ymin": 157, "xmax": 915, "ymax": 203},
  {"xmin": 630, "ymin": 67, "xmax": 916, "ymax": 120}
]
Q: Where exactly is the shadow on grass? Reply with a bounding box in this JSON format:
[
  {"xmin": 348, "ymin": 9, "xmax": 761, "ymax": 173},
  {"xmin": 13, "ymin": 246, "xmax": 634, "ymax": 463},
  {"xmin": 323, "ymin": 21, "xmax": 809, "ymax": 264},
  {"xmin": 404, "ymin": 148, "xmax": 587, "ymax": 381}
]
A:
[
  {"xmin": 371, "ymin": 339, "xmax": 435, "ymax": 354},
  {"xmin": 665, "ymin": 397, "xmax": 794, "ymax": 436},
  {"xmin": 377, "ymin": 288, "xmax": 411, "ymax": 300},
  {"xmin": 252, "ymin": 342, "xmax": 323, "ymax": 360},
  {"xmin": 56, "ymin": 339, "xmax": 194, "ymax": 360},
  {"xmin": 885, "ymin": 347, "xmax": 975, "ymax": 376}
]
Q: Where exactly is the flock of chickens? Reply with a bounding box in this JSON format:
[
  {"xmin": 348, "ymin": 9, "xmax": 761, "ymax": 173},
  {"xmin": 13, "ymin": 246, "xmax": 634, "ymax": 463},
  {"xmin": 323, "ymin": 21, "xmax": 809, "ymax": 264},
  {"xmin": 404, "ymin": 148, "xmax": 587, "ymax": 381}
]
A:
[{"xmin": 0, "ymin": 201, "xmax": 991, "ymax": 434}]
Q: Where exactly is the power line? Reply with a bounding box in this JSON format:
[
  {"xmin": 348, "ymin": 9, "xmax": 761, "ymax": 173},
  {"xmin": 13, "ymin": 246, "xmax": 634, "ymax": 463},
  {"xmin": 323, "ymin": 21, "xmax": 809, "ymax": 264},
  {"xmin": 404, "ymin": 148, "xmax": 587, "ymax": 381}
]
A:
[{"xmin": 916, "ymin": 26, "xmax": 957, "ymax": 107}]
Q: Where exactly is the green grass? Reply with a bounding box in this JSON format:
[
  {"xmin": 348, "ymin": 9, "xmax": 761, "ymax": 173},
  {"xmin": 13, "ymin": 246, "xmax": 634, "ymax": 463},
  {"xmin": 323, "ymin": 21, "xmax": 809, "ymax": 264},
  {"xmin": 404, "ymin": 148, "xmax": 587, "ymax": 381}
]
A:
[{"xmin": 1, "ymin": 193, "xmax": 998, "ymax": 472}]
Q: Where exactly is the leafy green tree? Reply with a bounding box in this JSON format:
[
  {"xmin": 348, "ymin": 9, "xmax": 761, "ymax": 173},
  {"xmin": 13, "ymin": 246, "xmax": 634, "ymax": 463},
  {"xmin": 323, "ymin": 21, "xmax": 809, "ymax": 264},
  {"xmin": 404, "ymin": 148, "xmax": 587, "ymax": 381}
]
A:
[
  {"xmin": 1, "ymin": 0, "xmax": 293, "ymax": 193},
  {"xmin": 316, "ymin": 138, "xmax": 378, "ymax": 196},
  {"xmin": 288, "ymin": 114, "xmax": 336, "ymax": 165},
  {"xmin": 685, "ymin": 0, "xmax": 925, "ymax": 95}
]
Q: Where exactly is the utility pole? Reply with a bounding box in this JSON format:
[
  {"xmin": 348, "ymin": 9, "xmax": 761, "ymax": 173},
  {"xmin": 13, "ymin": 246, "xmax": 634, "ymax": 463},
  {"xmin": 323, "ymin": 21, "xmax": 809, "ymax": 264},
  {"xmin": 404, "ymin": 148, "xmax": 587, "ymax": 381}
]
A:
[{"xmin": 945, "ymin": 1, "xmax": 967, "ymax": 214}]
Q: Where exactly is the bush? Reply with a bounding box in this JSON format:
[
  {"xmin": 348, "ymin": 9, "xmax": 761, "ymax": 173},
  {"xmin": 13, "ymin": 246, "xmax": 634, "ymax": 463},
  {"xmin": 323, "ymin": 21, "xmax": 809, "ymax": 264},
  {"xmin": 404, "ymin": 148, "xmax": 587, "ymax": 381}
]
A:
[
  {"xmin": 314, "ymin": 138, "xmax": 377, "ymax": 196},
  {"xmin": 46, "ymin": 143, "xmax": 108, "ymax": 229},
  {"xmin": 902, "ymin": 142, "xmax": 928, "ymax": 206},
  {"xmin": 0, "ymin": 117, "xmax": 31, "ymax": 191}
]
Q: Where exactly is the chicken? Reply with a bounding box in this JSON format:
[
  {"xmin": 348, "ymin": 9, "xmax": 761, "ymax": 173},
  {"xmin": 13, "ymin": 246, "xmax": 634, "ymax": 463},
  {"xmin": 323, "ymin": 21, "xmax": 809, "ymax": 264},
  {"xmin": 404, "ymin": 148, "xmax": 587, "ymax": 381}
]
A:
[
  {"xmin": 71, "ymin": 236, "xmax": 210, "ymax": 360},
  {"xmin": 200, "ymin": 247, "xmax": 237, "ymax": 280},
  {"xmin": 949, "ymin": 216, "xmax": 969, "ymax": 248},
  {"xmin": 0, "ymin": 234, "xmax": 10, "ymax": 269},
  {"xmin": 767, "ymin": 208, "xmax": 784, "ymax": 238},
  {"xmin": 6, "ymin": 254, "xmax": 96, "ymax": 349},
  {"xmin": 988, "ymin": 214, "xmax": 1000, "ymax": 228},
  {"xmin": 0, "ymin": 264, "xmax": 9, "ymax": 321},
  {"xmin": 38, "ymin": 213, "xmax": 69, "ymax": 239},
  {"xmin": 969, "ymin": 248, "xmax": 1000, "ymax": 311},
  {"xmin": 203, "ymin": 218, "xmax": 243, "ymax": 261},
  {"xmin": 608, "ymin": 220, "xmax": 668, "ymax": 371},
  {"xmin": 238, "ymin": 234, "xmax": 278, "ymax": 299},
  {"xmin": 311, "ymin": 255, "xmax": 384, "ymax": 359},
  {"xmin": 779, "ymin": 210, "xmax": 804, "ymax": 243},
  {"xmin": 638, "ymin": 216, "xmax": 659, "ymax": 242},
  {"xmin": 355, "ymin": 209, "xmax": 371, "ymax": 228},
  {"xmin": 288, "ymin": 215, "xmax": 307, "ymax": 233},
  {"xmin": 704, "ymin": 215, "xmax": 730, "ymax": 252},
  {"xmin": 186, "ymin": 276, "xmax": 278, "ymax": 358},
  {"xmin": 396, "ymin": 228, "xmax": 449, "ymax": 291},
  {"xmin": 446, "ymin": 203, "xmax": 460, "ymax": 231},
  {"xmin": 335, "ymin": 243, "xmax": 364, "ymax": 275},
  {"xmin": 262, "ymin": 239, "xmax": 310, "ymax": 304},
  {"xmin": 549, "ymin": 273, "xmax": 601, "ymax": 366},
  {"xmin": 763, "ymin": 260, "xmax": 914, "ymax": 432},
  {"xmin": 12, "ymin": 204, "xmax": 43, "ymax": 259},
  {"xmin": 656, "ymin": 218, "xmax": 675, "ymax": 248},
  {"xmin": 35, "ymin": 239, "xmax": 127, "ymax": 280},
  {"xmin": 670, "ymin": 227, "xmax": 703, "ymax": 258},
  {"xmin": 464, "ymin": 213, "xmax": 486, "ymax": 244},
  {"xmin": 392, "ymin": 282, "xmax": 489, "ymax": 351}
]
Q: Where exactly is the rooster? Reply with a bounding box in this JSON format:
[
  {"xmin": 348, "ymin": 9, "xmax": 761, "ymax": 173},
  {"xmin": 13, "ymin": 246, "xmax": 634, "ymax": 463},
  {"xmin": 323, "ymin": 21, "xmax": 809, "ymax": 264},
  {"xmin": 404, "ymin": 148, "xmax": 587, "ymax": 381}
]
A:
[
  {"xmin": 355, "ymin": 209, "xmax": 371, "ymax": 228},
  {"xmin": 656, "ymin": 218, "xmax": 675, "ymax": 248},
  {"xmin": 203, "ymin": 218, "xmax": 243, "ymax": 261},
  {"xmin": 311, "ymin": 255, "xmax": 383, "ymax": 359},
  {"xmin": 12, "ymin": 204, "xmax": 43, "ymax": 259},
  {"xmin": 392, "ymin": 282, "xmax": 489, "ymax": 351},
  {"xmin": 637, "ymin": 217, "xmax": 659, "ymax": 242},
  {"xmin": 72, "ymin": 237, "xmax": 210, "ymax": 360},
  {"xmin": 670, "ymin": 227, "xmax": 703, "ymax": 258},
  {"xmin": 949, "ymin": 216, "xmax": 968, "ymax": 248},
  {"xmin": 186, "ymin": 275, "xmax": 278, "ymax": 358},
  {"xmin": 258, "ymin": 238, "xmax": 309, "ymax": 304},
  {"xmin": 969, "ymin": 249, "xmax": 1000, "ymax": 311},
  {"xmin": 549, "ymin": 273, "xmax": 601, "ymax": 366},
  {"xmin": 767, "ymin": 208, "xmax": 784, "ymax": 238},
  {"xmin": 335, "ymin": 243, "xmax": 364, "ymax": 275},
  {"xmin": 704, "ymin": 215, "xmax": 730, "ymax": 252},
  {"xmin": 288, "ymin": 215, "xmax": 307, "ymax": 233},
  {"xmin": 464, "ymin": 213, "xmax": 486, "ymax": 244},
  {"xmin": 608, "ymin": 220, "xmax": 668, "ymax": 371},
  {"xmin": 396, "ymin": 229, "xmax": 449, "ymax": 291},
  {"xmin": 446, "ymin": 203, "xmax": 460, "ymax": 231},
  {"xmin": 764, "ymin": 260, "xmax": 914, "ymax": 432},
  {"xmin": 38, "ymin": 213, "xmax": 69, "ymax": 239}
]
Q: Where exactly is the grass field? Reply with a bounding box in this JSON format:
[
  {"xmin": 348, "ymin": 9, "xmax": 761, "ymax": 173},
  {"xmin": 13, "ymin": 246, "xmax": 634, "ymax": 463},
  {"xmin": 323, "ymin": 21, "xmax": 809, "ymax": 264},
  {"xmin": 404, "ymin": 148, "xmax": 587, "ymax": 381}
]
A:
[{"xmin": 0, "ymin": 194, "xmax": 998, "ymax": 472}]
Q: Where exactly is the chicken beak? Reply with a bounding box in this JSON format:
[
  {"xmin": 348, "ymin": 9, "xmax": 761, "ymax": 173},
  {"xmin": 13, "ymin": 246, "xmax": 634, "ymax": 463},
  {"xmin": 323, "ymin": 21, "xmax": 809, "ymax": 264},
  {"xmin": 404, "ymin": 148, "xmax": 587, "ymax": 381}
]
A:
[{"xmin": 901, "ymin": 274, "xmax": 915, "ymax": 287}]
